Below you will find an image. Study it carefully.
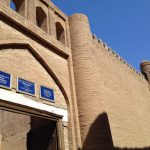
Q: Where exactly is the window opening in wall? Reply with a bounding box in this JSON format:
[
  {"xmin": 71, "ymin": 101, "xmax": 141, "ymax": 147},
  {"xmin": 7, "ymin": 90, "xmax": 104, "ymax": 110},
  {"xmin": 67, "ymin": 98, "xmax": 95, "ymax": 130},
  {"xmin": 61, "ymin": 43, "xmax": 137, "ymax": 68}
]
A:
[
  {"xmin": 36, "ymin": 7, "xmax": 47, "ymax": 32},
  {"xmin": 10, "ymin": 0, "xmax": 25, "ymax": 16},
  {"xmin": 56, "ymin": 22, "xmax": 65, "ymax": 45},
  {"xmin": 143, "ymin": 72, "xmax": 148, "ymax": 81},
  {"xmin": 10, "ymin": 0, "xmax": 16, "ymax": 11}
]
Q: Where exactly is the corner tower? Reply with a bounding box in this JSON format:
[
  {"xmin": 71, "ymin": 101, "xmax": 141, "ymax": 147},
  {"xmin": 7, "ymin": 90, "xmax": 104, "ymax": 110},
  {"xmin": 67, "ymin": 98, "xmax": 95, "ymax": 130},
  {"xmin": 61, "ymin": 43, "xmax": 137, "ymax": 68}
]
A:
[
  {"xmin": 69, "ymin": 14, "xmax": 106, "ymax": 149},
  {"xmin": 140, "ymin": 60, "xmax": 150, "ymax": 83}
]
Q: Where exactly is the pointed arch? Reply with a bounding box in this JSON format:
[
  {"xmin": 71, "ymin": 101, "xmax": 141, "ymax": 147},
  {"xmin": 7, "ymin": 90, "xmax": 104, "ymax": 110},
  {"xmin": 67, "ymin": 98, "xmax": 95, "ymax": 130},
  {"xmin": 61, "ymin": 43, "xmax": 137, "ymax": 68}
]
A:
[
  {"xmin": 36, "ymin": 6, "xmax": 47, "ymax": 32},
  {"xmin": 10, "ymin": 0, "xmax": 25, "ymax": 16},
  {"xmin": 56, "ymin": 22, "xmax": 66, "ymax": 45},
  {"xmin": 0, "ymin": 42, "xmax": 70, "ymax": 108}
]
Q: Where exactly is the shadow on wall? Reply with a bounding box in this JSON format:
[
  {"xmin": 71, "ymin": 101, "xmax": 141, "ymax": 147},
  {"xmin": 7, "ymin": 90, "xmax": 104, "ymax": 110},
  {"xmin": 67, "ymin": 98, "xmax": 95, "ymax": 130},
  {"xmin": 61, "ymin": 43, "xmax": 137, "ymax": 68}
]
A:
[
  {"xmin": 82, "ymin": 113, "xmax": 114, "ymax": 150},
  {"xmin": 82, "ymin": 112, "xmax": 150, "ymax": 150}
]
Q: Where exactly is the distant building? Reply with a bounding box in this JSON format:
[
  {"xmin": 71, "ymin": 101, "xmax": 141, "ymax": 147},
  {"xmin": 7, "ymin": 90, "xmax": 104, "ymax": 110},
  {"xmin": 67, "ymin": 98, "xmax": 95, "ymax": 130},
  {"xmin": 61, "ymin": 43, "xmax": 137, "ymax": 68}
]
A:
[{"xmin": 0, "ymin": 0, "xmax": 150, "ymax": 150}]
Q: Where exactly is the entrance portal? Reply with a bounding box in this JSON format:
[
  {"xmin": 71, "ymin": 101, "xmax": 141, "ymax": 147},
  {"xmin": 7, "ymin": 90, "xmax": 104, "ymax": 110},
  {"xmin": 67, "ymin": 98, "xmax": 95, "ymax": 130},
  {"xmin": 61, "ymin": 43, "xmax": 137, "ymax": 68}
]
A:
[{"xmin": 0, "ymin": 109, "xmax": 59, "ymax": 150}]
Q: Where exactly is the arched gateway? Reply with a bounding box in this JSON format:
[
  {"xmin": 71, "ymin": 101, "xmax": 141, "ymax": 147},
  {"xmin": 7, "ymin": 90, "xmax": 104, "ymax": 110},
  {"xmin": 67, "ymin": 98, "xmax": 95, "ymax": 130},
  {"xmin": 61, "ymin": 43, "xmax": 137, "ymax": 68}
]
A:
[
  {"xmin": 1, "ymin": 0, "xmax": 150, "ymax": 150},
  {"xmin": 0, "ymin": 43, "xmax": 69, "ymax": 150},
  {"xmin": 0, "ymin": 0, "xmax": 78, "ymax": 149}
]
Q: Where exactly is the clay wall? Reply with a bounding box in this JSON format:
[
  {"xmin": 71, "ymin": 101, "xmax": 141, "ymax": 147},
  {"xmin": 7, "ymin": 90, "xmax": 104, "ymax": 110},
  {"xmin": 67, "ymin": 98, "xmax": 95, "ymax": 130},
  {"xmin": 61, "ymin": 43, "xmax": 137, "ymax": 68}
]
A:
[
  {"xmin": 93, "ymin": 36, "xmax": 150, "ymax": 149},
  {"xmin": 69, "ymin": 13, "xmax": 150, "ymax": 150},
  {"xmin": 1, "ymin": 0, "xmax": 150, "ymax": 149}
]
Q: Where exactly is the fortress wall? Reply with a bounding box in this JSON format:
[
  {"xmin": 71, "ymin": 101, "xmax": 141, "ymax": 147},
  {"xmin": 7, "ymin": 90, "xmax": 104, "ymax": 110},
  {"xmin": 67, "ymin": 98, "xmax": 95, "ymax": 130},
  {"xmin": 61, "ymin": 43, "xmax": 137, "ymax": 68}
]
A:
[
  {"xmin": 92, "ymin": 37, "xmax": 150, "ymax": 148},
  {"xmin": 1, "ymin": 0, "xmax": 150, "ymax": 149},
  {"xmin": 70, "ymin": 13, "xmax": 150, "ymax": 149}
]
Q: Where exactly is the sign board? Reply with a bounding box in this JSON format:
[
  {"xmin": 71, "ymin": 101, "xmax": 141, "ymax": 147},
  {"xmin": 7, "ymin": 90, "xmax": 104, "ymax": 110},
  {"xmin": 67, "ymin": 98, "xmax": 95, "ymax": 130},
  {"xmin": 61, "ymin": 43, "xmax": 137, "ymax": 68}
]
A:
[
  {"xmin": 17, "ymin": 78, "xmax": 35, "ymax": 96},
  {"xmin": 0, "ymin": 71, "xmax": 11, "ymax": 89},
  {"xmin": 40, "ymin": 86, "xmax": 54, "ymax": 101}
]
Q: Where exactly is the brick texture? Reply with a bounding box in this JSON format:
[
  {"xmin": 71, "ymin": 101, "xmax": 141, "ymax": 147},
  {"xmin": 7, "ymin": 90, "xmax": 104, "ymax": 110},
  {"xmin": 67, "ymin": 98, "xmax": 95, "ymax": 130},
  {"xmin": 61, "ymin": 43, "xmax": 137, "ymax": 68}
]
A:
[
  {"xmin": 1, "ymin": 0, "xmax": 150, "ymax": 150},
  {"xmin": 69, "ymin": 13, "xmax": 150, "ymax": 150},
  {"xmin": 69, "ymin": 14, "xmax": 105, "ymax": 149}
]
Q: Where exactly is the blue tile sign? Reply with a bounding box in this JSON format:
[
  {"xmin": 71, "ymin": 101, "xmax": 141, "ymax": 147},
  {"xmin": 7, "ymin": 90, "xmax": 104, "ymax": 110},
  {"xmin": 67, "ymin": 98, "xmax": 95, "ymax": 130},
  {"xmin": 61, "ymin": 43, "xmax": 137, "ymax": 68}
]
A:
[
  {"xmin": 0, "ymin": 71, "xmax": 11, "ymax": 89},
  {"xmin": 40, "ymin": 86, "xmax": 54, "ymax": 101},
  {"xmin": 17, "ymin": 78, "xmax": 35, "ymax": 96}
]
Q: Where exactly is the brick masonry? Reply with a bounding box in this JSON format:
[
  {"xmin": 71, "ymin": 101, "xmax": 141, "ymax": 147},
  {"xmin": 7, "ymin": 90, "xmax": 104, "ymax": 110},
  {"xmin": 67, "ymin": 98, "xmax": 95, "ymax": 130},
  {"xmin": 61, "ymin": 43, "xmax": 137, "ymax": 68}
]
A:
[
  {"xmin": 69, "ymin": 13, "xmax": 150, "ymax": 150},
  {"xmin": 0, "ymin": 0, "xmax": 150, "ymax": 150}
]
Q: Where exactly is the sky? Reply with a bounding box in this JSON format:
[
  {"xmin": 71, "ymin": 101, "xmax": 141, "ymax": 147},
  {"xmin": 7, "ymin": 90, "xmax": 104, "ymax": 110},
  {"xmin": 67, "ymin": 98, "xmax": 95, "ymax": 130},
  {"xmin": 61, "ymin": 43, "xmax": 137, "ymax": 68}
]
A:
[{"xmin": 51, "ymin": 0, "xmax": 150, "ymax": 71}]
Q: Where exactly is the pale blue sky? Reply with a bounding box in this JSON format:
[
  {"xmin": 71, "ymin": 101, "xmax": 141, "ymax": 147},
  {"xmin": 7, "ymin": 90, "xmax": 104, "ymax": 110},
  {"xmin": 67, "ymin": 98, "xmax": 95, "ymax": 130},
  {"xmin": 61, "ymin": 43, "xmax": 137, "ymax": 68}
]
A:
[{"xmin": 52, "ymin": 0, "xmax": 150, "ymax": 71}]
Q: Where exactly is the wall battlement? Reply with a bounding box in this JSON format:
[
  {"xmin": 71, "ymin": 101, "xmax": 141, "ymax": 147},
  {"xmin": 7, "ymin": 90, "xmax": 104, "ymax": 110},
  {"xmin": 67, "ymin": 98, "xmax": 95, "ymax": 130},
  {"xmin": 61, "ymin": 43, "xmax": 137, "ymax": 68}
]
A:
[{"xmin": 92, "ymin": 34, "xmax": 146, "ymax": 81}]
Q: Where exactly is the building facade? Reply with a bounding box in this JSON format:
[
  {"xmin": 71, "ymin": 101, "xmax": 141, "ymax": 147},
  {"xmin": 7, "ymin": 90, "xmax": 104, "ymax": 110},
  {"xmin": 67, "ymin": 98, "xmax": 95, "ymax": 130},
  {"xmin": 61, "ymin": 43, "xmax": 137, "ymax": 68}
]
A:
[{"xmin": 0, "ymin": 0, "xmax": 150, "ymax": 150}]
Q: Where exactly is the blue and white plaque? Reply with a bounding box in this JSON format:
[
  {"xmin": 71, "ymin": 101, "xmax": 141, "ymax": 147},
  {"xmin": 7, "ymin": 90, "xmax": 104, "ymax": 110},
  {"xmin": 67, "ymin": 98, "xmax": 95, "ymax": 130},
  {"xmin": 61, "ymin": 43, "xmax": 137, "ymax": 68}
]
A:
[
  {"xmin": 0, "ymin": 71, "xmax": 12, "ymax": 89},
  {"xmin": 40, "ymin": 86, "xmax": 54, "ymax": 101},
  {"xmin": 17, "ymin": 78, "xmax": 36, "ymax": 96}
]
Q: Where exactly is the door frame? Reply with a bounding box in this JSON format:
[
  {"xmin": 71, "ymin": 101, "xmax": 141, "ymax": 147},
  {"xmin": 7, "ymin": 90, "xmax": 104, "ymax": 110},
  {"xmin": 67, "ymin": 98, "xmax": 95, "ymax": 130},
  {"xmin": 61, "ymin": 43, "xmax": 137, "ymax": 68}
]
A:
[{"xmin": 0, "ymin": 99, "xmax": 65, "ymax": 150}]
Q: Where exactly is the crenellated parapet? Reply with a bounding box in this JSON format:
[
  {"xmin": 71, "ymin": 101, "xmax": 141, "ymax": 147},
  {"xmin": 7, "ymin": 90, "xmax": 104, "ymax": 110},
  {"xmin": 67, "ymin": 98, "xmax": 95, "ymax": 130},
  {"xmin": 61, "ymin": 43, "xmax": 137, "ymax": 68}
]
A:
[{"xmin": 92, "ymin": 34, "xmax": 146, "ymax": 80}]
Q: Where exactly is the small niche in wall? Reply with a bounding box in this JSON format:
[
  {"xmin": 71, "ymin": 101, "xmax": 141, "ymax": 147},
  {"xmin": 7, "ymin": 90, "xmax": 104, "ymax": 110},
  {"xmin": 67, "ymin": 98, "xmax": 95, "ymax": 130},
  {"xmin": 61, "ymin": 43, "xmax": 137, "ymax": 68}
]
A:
[
  {"xmin": 10, "ymin": 0, "xmax": 16, "ymax": 11},
  {"xmin": 56, "ymin": 22, "xmax": 65, "ymax": 45},
  {"xmin": 10, "ymin": 0, "xmax": 25, "ymax": 17},
  {"xmin": 36, "ymin": 6, "xmax": 47, "ymax": 32}
]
